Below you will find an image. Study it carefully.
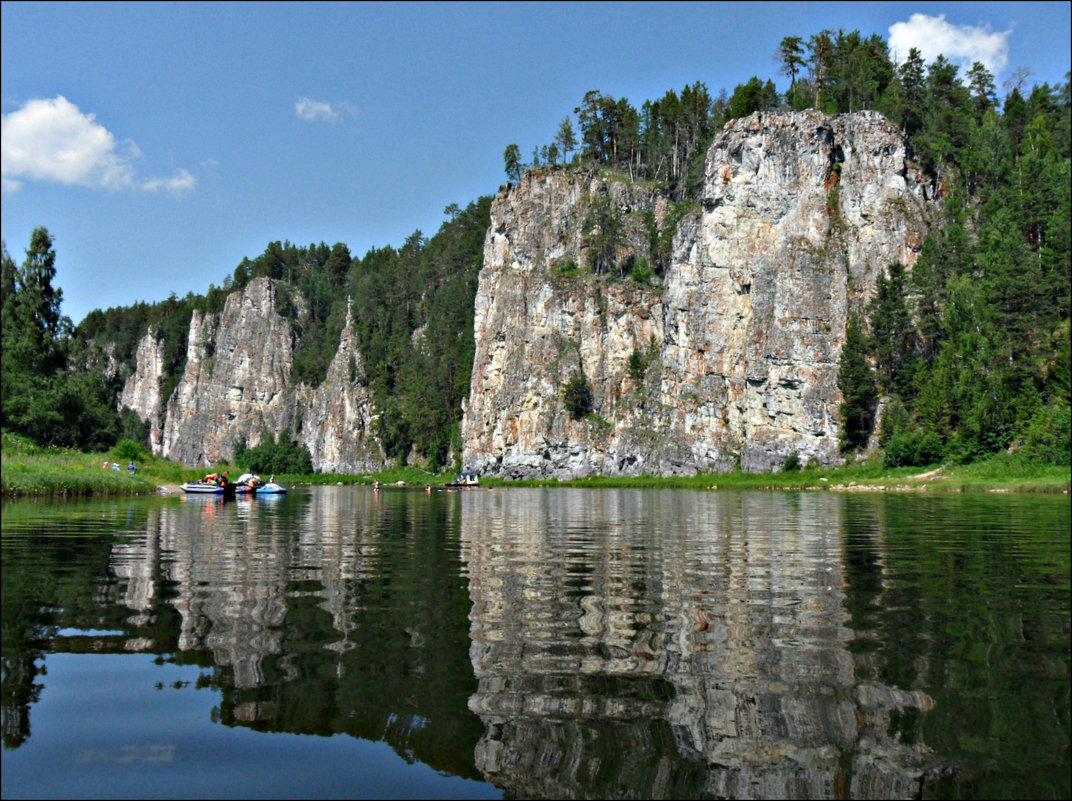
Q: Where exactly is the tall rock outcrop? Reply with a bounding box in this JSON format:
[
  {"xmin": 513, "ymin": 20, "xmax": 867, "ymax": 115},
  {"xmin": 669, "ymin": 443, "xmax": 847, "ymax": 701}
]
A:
[
  {"xmin": 462, "ymin": 110, "xmax": 935, "ymax": 477},
  {"xmin": 121, "ymin": 277, "xmax": 385, "ymax": 471},
  {"xmin": 293, "ymin": 299, "xmax": 384, "ymax": 473},
  {"xmin": 160, "ymin": 278, "xmax": 298, "ymax": 466},
  {"xmin": 118, "ymin": 329, "xmax": 167, "ymax": 453}
]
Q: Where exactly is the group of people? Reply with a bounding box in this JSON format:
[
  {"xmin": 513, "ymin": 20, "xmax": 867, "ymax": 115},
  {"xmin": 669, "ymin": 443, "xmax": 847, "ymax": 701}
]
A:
[{"xmin": 102, "ymin": 461, "xmax": 138, "ymax": 474}]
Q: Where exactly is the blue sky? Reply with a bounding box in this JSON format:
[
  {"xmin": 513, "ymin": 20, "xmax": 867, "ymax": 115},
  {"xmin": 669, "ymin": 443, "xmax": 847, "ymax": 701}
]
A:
[{"xmin": 3, "ymin": 1, "xmax": 1070, "ymax": 325}]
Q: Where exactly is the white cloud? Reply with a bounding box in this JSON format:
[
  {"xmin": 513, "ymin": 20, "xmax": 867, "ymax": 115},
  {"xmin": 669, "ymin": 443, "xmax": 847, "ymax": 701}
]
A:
[
  {"xmin": 295, "ymin": 97, "xmax": 338, "ymax": 121},
  {"xmin": 2, "ymin": 95, "xmax": 137, "ymax": 191},
  {"xmin": 888, "ymin": 13, "xmax": 1010, "ymax": 76},
  {"xmin": 143, "ymin": 168, "xmax": 196, "ymax": 197},
  {"xmin": 1, "ymin": 95, "xmax": 196, "ymax": 196}
]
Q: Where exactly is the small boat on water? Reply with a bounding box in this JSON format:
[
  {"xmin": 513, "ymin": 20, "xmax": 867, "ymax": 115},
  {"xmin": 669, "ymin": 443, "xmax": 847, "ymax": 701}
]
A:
[
  {"xmin": 445, "ymin": 471, "xmax": 480, "ymax": 488},
  {"xmin": 230, "ymin": 473, "xmax": 285, "ymax": 494},
  {"xmin": 181, "ymin": 481, "xmax": 225, "ymax": 494},
  {"xmin": 182, "ymin": 471, "xmax": 236, "ymax": 496}
]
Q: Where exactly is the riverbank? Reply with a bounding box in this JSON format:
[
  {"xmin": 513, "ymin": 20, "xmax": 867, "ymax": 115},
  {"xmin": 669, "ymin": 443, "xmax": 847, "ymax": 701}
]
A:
[
  {"xmin": 482, "ymin": 456, "xmax": 1070, "ymax": 494},
  {"xmin": 3, "ymin": 431, "xmax": 1068, "ymax": 497}
]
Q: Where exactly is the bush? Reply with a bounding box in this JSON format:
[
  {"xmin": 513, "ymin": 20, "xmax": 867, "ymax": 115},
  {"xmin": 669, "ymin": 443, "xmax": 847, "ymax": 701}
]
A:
[
  {"xmin": 563, "ymin": 371, "xmax": 594, "ymax": 420},
  {"xmin": 883, "ymin": 429, "xmax": 946, "ymax": 468},
  {"xmin": 631, "ymin": 257, "xmax": 652, "ymax": 285},
  {"xmin": 110, "ymin": 439, "xmax": 151, "ymax": 463},
  {"xmin": 237, "ymin": 433, "xmax": 314, "ymax": 474},
  {"xmin": 119, "ymin": 408, "xmax": 151, "ymax": 447},
  {"xmin": 782, "ymin": 450, "xmax": 801, "ymax": 471},
  {"xmin": 554, "ymin": 257, "xmax": 580, "ymax": 277},
  {"xmin": 1020, "ymin": 403, "xmax": 1071, "ymax": 465},
  {"xmin": 879, "ymin": 396, "xmax": 910, "ymax": 446},
  {"xmin": 628, "ymin": 349, "xmax": 647, "ymax": 382}
]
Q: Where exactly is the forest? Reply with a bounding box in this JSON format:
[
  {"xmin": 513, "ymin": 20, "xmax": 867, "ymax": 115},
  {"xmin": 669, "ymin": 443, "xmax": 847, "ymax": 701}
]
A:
[{"xmin": 2, "ymin": 28, "xmax": 1069, "ymax": 470}]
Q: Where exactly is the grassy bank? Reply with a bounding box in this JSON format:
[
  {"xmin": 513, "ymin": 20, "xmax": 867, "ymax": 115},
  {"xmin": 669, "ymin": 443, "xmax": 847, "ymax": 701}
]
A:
[
  {"xmin": 478, "ymin": 454, "xmax": 1070, "ymax": 494},
  {"xmin": 0, "ymin": 431, "xmax": 457, "ymax": 497},
  {"xmin": 3, "ymin": 430, "xmax": 1067, "ymax": 497},
  {"xmin": 1, "ymin": 432, "xmax": 193, "ymax": 496}
]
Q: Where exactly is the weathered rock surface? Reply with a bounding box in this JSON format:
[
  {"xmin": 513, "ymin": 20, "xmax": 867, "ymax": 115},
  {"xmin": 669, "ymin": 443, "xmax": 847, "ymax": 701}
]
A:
[
  {"xmin": 121, "ymin": 277, "xmax": 384, "ymax": 470},
  {"xmin": 119, "ymin": 330, "xmax": 167, "ymax": 453},
  {"xmin": 462, "ymin": 110, "xmax": 935, "ymax": 477},
  {"xmin": 119, "ymin": 111, "xmax": 933, "ymax": 476},
  {"xmin": 293, "ymin": 299, "xmax": 383, "ymax": 474}
]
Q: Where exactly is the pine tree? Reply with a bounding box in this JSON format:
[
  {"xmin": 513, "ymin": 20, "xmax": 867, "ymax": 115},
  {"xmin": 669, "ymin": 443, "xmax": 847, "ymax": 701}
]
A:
[
  {"xmin": 868, "ymin": 262, "xmax": 919, "ymax": 400},
  {"xmin": 838, "ymin": 314, "xmax": 877, "ymax": 452}
]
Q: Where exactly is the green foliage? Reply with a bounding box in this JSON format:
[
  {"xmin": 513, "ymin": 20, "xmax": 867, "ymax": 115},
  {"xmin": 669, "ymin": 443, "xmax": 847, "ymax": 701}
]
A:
[
  {"xmin": 838, "ymin": 314, "xmax": 878, "ymax": 452},
  {"xmin": 1, "ymin": 230, "xmax": 127, "ymax": 451},
  {"xmin": 109, "ymin": 439, "xmax": 151, "ymax": 463},
  {"xmin": 868, "ymin": 262, "xmax": 919, "ymax": 399},
  {"xmin": 503, "ymin": 143, "xmax": 521, "ymax": 182},
  {"xmin": 237, "ymin": 432, "xmax": 313, "ymax": 475},
  {"xmin": 628, "ymin": 349, "xmax": 647, "ymax": 382},
  {"xmin": 554, "ymin": 256, "xmax": 580, "ymax": 277},
  {"xmin": 879, "ymin": 396, "xmax": 911, "ymax": 446},
  {"xmin": 582, "ymin": 192, "xmax": 626, "ymax": 275},
  {"xmin": 727, "ymin": 76, "xmax": 779, "ymax": 119},
  {"xmin": 1020, "ymin": 404, "xmax": 1072, "ymax": 465},
  {"xmin": 782, "ymin": 450, "xmax": 802, "ymax": 471},
  {"xmin": 563, "ymin": 370, "xmax": 594, "ymax": 420},
  {"xmin": 630, "ymin": 256, "xmax": 652, "ymax": 285},
  {"xmin": 883, "ymin": 429, "xmax": 946, "ymax": 468}
]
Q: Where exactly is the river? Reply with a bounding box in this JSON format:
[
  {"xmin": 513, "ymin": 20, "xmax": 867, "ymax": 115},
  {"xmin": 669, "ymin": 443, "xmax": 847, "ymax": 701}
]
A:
[{"xmin": 1, "ymin": 487, "xmax": 1068, "ymax": 799}]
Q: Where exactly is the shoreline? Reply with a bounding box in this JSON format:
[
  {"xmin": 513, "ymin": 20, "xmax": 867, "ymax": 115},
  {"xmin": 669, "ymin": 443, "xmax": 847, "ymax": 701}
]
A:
[{"xmin": 4, "ymin": 439, "xmax": 1068, "ymax": 498}]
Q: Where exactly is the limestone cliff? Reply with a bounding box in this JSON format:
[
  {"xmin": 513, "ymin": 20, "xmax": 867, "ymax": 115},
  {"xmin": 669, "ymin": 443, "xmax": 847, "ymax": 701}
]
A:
[
  {"xmin": 118, "ymin": 330, "xmax": 167, "ymax": 453},
  {"xmin": 120, "ymin": 277, "xmax": 384, "ymax": 471},
  {"xmin": 462, "ymin": 110, "xmax": 935, "ymax": 477}
]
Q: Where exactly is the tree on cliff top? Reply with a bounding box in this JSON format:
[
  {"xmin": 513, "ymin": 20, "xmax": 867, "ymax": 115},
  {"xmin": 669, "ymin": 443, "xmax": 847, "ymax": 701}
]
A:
[{"xmin": 503, "ymin": 144, "xmax": 522, "ymax": 182}]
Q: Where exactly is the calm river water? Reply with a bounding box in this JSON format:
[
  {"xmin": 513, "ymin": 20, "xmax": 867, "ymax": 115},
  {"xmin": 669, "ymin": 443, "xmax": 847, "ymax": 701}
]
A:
[{"xmin": 1, "ymin": 487, "xmax": 1068, "ymax": 799}]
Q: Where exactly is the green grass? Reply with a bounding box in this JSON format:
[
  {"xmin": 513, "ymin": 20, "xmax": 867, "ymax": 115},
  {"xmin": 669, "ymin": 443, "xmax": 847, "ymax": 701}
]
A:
[
  {"xmin": 2, "ymin": 430, "xmax": 209, "ymax": 496},
  {"xmin": 3, "ymin": 429, "xmax": 1067, "ymax": 497},
  {"xmin": 480, "ymin": 454, "xmax": 1070, "ymax": 494}
]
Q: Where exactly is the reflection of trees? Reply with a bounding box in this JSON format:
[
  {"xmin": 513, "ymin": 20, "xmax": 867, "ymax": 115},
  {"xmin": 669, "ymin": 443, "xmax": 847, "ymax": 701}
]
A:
[
  {"xmin": 842, "ymin": 494, "xmax": 1072, "ymax": 800},
  {"xmin": 1, "ymin": 490, "xmax": 486, "ymax": 781},
  {"xmin": 461, "ymin": 490, "xmax": 941, "ymax": 799},
  {"xmin": 2, "ymin": 514, "xmax": 125, "ymax": 750}
]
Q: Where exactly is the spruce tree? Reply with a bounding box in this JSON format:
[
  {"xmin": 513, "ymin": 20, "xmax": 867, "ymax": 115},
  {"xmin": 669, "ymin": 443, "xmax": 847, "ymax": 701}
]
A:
[{"xmin": 838, "ymin": 314, "xmax": 877, "ymax": 452}]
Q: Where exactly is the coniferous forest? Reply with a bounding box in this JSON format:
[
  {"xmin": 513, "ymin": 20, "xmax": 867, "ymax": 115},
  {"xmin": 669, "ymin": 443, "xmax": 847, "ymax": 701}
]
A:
[{"xmin": 2, "ymin": 29, "xmax": 1069, "ymax": 470}]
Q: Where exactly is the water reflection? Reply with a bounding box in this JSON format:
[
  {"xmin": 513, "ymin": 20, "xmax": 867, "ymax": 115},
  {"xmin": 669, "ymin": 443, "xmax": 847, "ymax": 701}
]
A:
[
  {"xmin": 2, "ymin": 488, "xmax": 1068, "ymax": 800},
  {"xmin": 460, "ymin": 490, "xmax": 938, "ymax": 799}
]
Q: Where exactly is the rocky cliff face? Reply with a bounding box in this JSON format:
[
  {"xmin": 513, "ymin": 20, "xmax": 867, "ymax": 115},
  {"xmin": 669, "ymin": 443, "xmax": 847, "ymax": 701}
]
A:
[
  {"xmin": 121, "ymin": 277, "xmax": 384, "ymax": 471},
  {"xmin": 462, "ymin": 110, "xmax": 935, "ymax": 477},
  {"xmin": 120, "ymin": 111, "xmax": 933, "ymax": 475},
  {"xmin": 118, "ymin": 330, "xmax": 167, "ymax": 453}
]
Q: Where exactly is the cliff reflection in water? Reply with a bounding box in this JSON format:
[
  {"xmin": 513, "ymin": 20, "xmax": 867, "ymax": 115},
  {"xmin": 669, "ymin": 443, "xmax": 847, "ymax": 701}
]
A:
[
  {"xmin": 94, "ymin": 490, "xmax": 485, "ymax": 777},
  {"xmin": 460, "ymin": 490, "xmax": 938, "ymax": 799}
]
